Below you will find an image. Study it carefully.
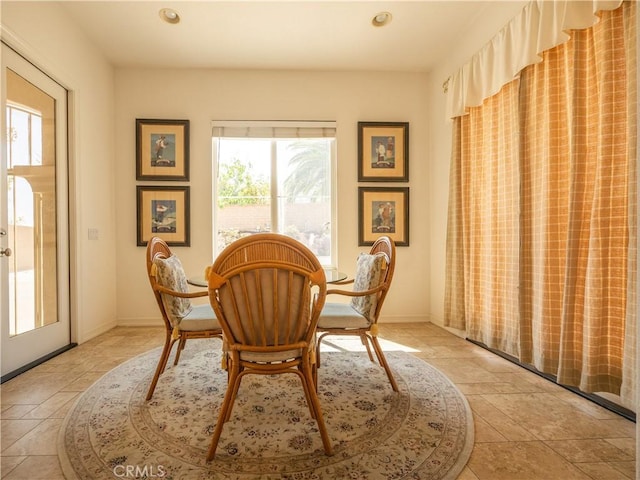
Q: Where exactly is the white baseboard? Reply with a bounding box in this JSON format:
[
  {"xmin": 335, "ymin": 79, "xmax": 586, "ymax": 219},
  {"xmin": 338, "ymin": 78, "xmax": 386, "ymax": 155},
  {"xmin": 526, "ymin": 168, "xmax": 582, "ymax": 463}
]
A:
[
  {"xmin": 79, "ymin": 320, "xmax": 118, "ymax": 344},
  {"xmin": 378, "ymin": 315, "xmax": 430, "ymax": 324},
  {"xmin": 119, "ymin": 316, "xmax": 430, "ymax": 327},
  {"xmin": 117, "ymin": 317, "xmax": 165, "ymax": 328}
]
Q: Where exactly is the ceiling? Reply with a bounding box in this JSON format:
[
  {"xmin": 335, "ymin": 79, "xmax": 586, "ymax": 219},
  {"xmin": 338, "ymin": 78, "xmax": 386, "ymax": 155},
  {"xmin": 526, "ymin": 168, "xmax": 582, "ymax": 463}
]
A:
[{"xmin": 59, "ymin": 1, "xmax": 528, "ymax": 73}]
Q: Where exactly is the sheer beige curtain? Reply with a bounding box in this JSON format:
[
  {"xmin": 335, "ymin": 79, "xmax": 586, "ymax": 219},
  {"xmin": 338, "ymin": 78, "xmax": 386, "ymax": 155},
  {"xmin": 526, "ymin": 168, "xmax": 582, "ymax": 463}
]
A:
[
  {"xmin": 445, "ymin": 80, "xmax": 521, "ymax": 357},
  {"xmin": 520, "ymin": 3, "xmax": 637, "ymax": 401},
  {"xmin": 445, "ymin": 3, "xmax": 637, "ymax": 409}
]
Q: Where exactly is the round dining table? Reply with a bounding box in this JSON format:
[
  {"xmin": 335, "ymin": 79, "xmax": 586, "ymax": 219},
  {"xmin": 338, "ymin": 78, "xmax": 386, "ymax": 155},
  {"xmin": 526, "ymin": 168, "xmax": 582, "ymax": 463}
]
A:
[{"xmin": 188, "ymin": 268, "xmax": 347, "ymax": 287}]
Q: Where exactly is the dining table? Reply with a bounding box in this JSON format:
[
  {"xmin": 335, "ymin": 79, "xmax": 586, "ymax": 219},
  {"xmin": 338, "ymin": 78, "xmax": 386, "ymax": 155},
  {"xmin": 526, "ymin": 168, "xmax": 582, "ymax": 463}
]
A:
[{"xmin": 187, "ymin": 268, "xmax": 348, "ymax": 287}]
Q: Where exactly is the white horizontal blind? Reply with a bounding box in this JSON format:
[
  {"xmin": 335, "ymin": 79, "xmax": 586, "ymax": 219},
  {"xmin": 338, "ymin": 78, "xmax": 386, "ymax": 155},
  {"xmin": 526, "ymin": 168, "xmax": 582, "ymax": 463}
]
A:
[{"xmin": 211, "ymin": 120, "xmax": 336, "ymax": 139}]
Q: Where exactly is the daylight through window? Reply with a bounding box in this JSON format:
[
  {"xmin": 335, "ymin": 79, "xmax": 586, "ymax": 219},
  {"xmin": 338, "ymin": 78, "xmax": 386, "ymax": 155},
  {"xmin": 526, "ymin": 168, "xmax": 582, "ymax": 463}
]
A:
[{"xmin": 211, "ymin": 121, "xmax": 337, "ymax": 267}]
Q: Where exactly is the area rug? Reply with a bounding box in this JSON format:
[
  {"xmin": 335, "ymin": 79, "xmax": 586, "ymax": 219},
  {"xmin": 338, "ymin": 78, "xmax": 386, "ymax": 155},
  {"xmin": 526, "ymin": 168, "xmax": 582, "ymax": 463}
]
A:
[{"xmin": 58, "ymin": 339, "xmax": 474, "ymax": 479}]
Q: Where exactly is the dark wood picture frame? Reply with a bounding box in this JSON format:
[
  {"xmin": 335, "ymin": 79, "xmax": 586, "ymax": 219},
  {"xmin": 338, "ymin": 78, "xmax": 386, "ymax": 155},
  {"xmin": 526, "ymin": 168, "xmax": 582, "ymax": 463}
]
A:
[
  {"xmin": 136, "ymin": 185, "xmax": 190, "ymax": 246},
  {"xmin": 358, "ymin": 186, "xmax": 409, "ymax": 246},
  {"xmin": 358, "ymin": 121, "xmax": 409, "ymax": 182},
  {"xmin": 136, "ymin": 119, "xmax": 190, "ymax": 181}
]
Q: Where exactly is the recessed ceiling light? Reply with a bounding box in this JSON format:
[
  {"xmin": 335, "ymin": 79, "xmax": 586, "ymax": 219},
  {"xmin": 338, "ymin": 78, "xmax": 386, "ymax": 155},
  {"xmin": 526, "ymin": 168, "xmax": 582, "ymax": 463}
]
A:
[
  {"xmin": 372, "ymin": 12, "xmax": 392, "ymax": 27},
  {"xmin": 159, "ymin": 8, "xmax": 180, "ymax": 24}
]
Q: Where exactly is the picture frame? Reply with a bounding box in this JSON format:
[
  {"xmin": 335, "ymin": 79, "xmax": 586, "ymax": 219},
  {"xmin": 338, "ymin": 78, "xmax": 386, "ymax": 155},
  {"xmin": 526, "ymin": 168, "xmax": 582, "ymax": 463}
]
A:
[
  {"xmin": 358, "ymin": 121, "xmax": 409, "ymax": 182},
  {"xmin": 136, "ymin": 186, "xmax": 190, "ymax": 246},
  {"xmin": 136, "ymin": 119, "xmax": 190, "ymax": 181},
  {"xmin": 358, "ymin": 187, "xmax": 409, "ymax": 246}
]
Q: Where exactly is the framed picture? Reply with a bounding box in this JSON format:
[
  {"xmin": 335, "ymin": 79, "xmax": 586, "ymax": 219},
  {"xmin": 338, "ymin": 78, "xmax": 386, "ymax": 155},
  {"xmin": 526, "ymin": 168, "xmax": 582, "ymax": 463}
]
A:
[
  {"xmin": 358, "ymin": 121, "xmax": 409, "ymax": 182},
  {"xmin": 358, "ymin": 187, "xmax": 409, "ymax": 246},
  {"xmin": 137, "ymin": 186, "xmax": 190, "ymax": 246},
  {"xmin": 136, "ymin": 119, "xmax": 189, "ymax": 181}
]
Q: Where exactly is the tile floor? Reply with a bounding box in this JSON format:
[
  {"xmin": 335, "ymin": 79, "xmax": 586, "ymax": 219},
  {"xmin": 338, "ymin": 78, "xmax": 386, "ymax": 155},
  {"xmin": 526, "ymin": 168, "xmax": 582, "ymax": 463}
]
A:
[{"xmin": 0, "ymin": 322, "xmax": 636, "ymax": 479}]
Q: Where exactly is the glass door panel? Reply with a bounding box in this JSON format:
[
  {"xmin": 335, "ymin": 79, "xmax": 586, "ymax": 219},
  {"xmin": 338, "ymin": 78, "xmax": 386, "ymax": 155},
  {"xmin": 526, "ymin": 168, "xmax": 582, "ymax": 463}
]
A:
[
  {"xmin": 6, "ymin": 69, "xmax": 58, "ymax": 335},
  {"xmin": 1, "ymin": 43, "xmax": 70, "ymax": 379}
]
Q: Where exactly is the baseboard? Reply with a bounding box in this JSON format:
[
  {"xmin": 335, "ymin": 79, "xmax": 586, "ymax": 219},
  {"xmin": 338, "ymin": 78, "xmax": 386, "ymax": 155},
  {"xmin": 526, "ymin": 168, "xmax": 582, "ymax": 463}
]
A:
[
  {"xmin": 117, "ymin": 317, "xmax": 165, "ymax": 328},
  {"xmin": 119, "ymin": 316, "xmax": 429, "ymax": 327},
  {"xmin": 379, "ymin": 315, "xmax": 430, "ymax": 323},
  {"xmin": 79, "ymin": 320, "xmax": 118, "ymax": 344}
]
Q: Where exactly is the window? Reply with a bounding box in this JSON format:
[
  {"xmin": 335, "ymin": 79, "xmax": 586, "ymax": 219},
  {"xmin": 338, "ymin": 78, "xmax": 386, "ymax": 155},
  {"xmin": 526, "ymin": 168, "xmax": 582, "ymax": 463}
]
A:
[
  {"xmin": 212, "ymin": 121, "xmax": 336, "ymax": 267},
  {"xmin": 7, "ymin": 104, "xmax": 42, "ymax": 335}
]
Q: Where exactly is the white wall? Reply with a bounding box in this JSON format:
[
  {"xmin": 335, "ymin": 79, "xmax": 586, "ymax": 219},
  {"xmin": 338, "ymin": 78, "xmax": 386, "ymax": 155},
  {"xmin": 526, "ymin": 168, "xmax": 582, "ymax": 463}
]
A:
[
  {"xmin": 1, "ymin": 2, "xmax": 118, "ymax": 342},
  {"xmin": 115, "ymin": 68, "xmax": 431, "ymax": 326},
  {"xmin": 0, "ymin": 0, "xmax": 538, "ymax": 335}
]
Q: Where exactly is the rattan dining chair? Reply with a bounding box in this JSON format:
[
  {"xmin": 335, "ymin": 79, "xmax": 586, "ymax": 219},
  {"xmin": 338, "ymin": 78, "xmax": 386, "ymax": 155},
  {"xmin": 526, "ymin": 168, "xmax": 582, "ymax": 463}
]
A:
[
  {"xmin": 316, "ymin": 235, "xmax": 399, "ymax": 392},
  {"xmin": 145, "ymin": 236, "xmax": 222, "ymax": 401},
  {"xmin": 205, "ymin": 233, "xmax": 332, "ymax": 460}
]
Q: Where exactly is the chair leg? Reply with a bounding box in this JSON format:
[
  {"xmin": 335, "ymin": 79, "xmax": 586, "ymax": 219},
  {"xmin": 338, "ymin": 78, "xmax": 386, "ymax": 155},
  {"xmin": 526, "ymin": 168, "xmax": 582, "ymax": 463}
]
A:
[
  {"xmin": 297, "ymin": 367, "xmax": 317, "ymax": 419},
  {"xmin": 223, "ymin": 368, "xmax": 244, "ymax": 422},
  {"xmin": 316, "ymin": 333, "xmax": 328, "ymax": 368},
  {"xmin": 207, "ymin": 366, "xmax": 241, "ymax": 461},
  {"xmin": 301, "ymin": 361, "xmax": 333, "ymax": 456},
  {"xmin": 370, "ymin": 335, "xmax": 399, "ymax": 392},
  {"xmin": 312, "ymin": 359, "xmax": 319, "ymax": 393},
  {"xmin": 173, "ymin": 336, "xmax": 187, "ymax": 365},
  {"xmin": 360, "ymin": 334, "xmax": 375, "ymax": 362},
  {"xmin": 146, "ymin": 333, "xmax": 178, "ymax": 401}
]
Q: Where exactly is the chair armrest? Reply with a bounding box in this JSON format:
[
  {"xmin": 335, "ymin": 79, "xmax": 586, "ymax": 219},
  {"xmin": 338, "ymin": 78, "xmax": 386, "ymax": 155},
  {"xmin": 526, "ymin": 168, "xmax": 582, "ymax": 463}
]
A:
[
  {"xmin": 326, "ymin": 283, "xmax": 385, "ymax": 297},
  {"xmin": 155, "ymin": 285, "xmax": 208, "ymax": 299}
]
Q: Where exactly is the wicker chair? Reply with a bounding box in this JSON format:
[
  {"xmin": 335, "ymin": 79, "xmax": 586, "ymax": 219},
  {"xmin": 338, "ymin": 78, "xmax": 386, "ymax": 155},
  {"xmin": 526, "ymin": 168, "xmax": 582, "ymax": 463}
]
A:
[
  {"xmin": 316, "ymin": 236, "xmax": 398, "ymax": 392},
  {"xmin": 145, "ymin": 236, "xmax": 222, "ymax": 401},
  {"xmin": 205, "ymin": 233, "xmax": 332, "ymax": 460}
]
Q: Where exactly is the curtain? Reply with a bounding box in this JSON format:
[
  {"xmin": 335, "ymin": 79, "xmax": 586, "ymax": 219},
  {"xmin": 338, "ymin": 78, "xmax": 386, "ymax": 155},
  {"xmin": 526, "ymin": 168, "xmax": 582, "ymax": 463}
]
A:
[
  {"xmin": 620, "ymin": 0, "xmax": 637, "ymax": 409},
  {"xmin": 444, "ymin": 2, "xmax": 637, "ymax": 410},
  {"xmin": 446, "ymin": 0, "xmax": 623, "ymax": 118},
  {"xmin": 444, "ymin": 80, "xmax": 521, "ymax": 356}
]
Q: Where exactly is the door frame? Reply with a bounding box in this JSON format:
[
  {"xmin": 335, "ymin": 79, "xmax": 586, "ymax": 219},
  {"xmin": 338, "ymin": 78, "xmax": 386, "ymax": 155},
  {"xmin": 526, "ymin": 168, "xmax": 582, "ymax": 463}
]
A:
[{"xmin": 1, "ymin": 41, "xmax": 75, "ymax": 382}]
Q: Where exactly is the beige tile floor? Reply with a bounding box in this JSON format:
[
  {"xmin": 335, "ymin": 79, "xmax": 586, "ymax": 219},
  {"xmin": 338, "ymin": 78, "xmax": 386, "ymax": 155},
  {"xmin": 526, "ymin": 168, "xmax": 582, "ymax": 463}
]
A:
[{"xmin": 0, "ymin": 322, "xmax": 636, "ymax": 479}]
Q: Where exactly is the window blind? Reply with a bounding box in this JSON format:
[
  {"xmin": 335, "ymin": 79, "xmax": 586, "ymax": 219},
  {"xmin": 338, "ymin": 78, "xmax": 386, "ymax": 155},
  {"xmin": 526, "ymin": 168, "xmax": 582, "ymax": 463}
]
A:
[{"xmin": 211, "ymin": 121, "xmax": 336, "ymax": 139}]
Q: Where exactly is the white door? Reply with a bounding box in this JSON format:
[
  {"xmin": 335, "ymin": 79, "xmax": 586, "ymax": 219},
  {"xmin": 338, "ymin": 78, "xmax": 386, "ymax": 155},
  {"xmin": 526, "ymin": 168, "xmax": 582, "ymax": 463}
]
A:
[{"xmin": 1, "ymin": 43, "xmax": 71, "ymax": 380}]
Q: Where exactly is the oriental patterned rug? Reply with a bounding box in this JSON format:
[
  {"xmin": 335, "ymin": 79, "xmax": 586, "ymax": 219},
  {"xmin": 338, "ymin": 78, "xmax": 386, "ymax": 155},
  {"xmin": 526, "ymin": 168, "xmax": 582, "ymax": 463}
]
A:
[{"xmin": 58, "ymin": 339, "xmax": 474, "ymax": 479}]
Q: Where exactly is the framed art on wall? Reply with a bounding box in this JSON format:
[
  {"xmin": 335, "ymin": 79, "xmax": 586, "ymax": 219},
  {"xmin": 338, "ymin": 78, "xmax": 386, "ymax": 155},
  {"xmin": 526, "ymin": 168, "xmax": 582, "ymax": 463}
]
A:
[
  {"xmin": 358, "ymin": 186, "xmax": 409, "ymax": 246},
  {"xmin": 358, "ymin": 121, "xmax": 409, "ymax": 182},
  {"xmin": 136, "ymin": 119, "xmax": 190, "ymax": 181},
  {"xmin": 136, "ymin": 186, "xmax": 190, "ymax": 246}
]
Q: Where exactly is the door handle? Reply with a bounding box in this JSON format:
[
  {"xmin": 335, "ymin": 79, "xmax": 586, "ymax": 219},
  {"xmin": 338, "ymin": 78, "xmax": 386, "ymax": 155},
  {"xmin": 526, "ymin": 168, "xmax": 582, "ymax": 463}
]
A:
[{"xmin": 0, "ymin": 248, "xmax": 12, "ymax": 257}]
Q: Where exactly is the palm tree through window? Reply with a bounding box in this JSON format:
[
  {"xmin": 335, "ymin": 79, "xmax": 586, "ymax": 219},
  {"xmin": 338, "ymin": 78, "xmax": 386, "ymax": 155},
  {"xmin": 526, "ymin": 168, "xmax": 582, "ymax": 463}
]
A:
[{"xmin": 212, "ymin": 121, "xmax": 336, "ymax": 267}]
